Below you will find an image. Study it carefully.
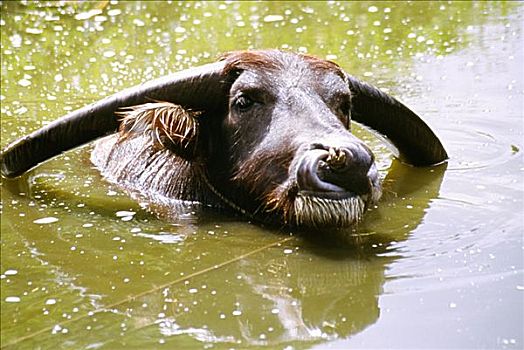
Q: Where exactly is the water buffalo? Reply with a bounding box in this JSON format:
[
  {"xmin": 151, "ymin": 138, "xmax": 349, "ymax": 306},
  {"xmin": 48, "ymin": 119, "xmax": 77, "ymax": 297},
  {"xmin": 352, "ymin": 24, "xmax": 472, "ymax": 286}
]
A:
[{"xmin": 0, "ymin": 50, "xmax": 447, "ymax": 228}]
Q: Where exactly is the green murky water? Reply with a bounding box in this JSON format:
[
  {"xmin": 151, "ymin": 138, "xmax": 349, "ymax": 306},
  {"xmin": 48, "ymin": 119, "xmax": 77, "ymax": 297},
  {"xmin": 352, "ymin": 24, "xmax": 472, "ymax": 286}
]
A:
[{"xmin": 1, "ymin": 1, "xmax": 522, "ymax": 349}]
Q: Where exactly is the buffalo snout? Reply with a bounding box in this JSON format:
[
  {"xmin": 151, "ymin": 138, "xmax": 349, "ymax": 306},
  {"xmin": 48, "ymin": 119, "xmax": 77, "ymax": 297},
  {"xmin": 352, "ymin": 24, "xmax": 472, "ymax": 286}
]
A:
[
  {"xmin": 315, "ymin": 143, "xmax": 376, "ymax": 196},
  {"xmin": 291, "ymin": 140, "xmax": 381, "ymax": 227}
]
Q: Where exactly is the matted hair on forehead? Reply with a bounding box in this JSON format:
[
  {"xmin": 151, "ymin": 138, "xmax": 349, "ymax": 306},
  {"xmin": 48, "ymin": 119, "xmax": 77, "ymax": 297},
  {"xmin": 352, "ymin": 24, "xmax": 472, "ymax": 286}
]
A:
[{"xmin": 220, "ymin": 50, "xmax": 346, "ymax": 80}]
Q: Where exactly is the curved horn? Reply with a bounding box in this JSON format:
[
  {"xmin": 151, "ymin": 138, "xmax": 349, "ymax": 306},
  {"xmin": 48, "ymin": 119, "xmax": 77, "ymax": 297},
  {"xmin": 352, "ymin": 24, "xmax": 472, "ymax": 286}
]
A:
[
  {"xmin": 346, "ymin": 74, "xmax": 448, "ymax": 166},
  {"xmin": 0, "ymin": 61, "xmax": 229, "ymax": 178}
]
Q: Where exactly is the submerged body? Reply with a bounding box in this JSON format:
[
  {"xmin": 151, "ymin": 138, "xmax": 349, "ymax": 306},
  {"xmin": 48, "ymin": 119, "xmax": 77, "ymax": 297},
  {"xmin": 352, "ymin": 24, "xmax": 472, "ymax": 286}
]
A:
[{"xmin": 0, "ymin": 50, "xmax": 447, "ymax": 228}]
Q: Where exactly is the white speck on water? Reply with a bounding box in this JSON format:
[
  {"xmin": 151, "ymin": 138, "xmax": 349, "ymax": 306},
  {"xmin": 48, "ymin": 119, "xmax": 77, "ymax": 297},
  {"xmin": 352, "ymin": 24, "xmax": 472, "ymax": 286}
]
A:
[
  {"xmin": 232, "ymin": 310, "xmax": 242, "ymax": 316},
  {"xmin": 283, "ymin": 249, "xmax": 293, "ymax": 254},
  {"xmin": 4, "ymin": 269, "xmax": 18, "ymax": 276},
  {"xmin": 123, "ymin": 278, "xmax": 130, "ymax": 283},
  {"xmin": 45, "ymin": 298, "xmax": 57, "ymax": 305},
  {"xmin": 133, "ymin": 18, "xmax": 145, "ymax": 27},
  {"xmin": 264, "ymin": 15, "xmax": 284, "ymax": 22},
  {"xmin": 107, "ymin": 9, "xmax": 121, "ymax": 17},
  {"xmin": 51, "ymin": 324, "xmax": 63, "ymax": 334},
  {"xmin": 26, "ymin": 27, "xmax": 43, "ymax": 34},
  {"xmin": 54, "ymin": 74, "xmax": 63, "ymax": 82},
  {"xmin": 368, "ymin": 6, "xmax": 379, "ymax": 13},
  {"xmin": 516, "ymin": 285, "xmax": 524, "ymax": 291},
  {"xmin": 174, "ymin": 26, "xmax": 186, "ymax": 33},
  {"xmin": 271, "ymin": 308, "xmax": 280, "ymax": 314},
  {"xmin": 5, "ymin": 296, "xmax": 21, "ymax": 303},
  {"xmin": 189, "ymin": 288, "xmax": 198, "ymax": 294},
  {"xmin": 18, "ymin": 79, "xmax": 31, "ymax": 87},
  {"xmin": 34, "ymin": 217, "xmax": 59, "ymax": 224},
  {"xmin": 10, "ymin": 34, "xmax": 22, "ymax": 48},
  {"xmin": 302, "ymin": 7, "xmax": 314, "ymax": 14},
  {"xmin": 74, "ymin": 9, "xmax": 102, "ymax": 21},
  {"xmin": 116, "ymin": 211, "xmax": 135, "ymax": 217},
  {"xmin": 15, "ymin": 106, "xmax": 28, "ymax": 115},
  {"xmin": 449, "ymin": 302, "xmax": 457, "ymax": 309},
  {"xmin": 112, "ymin": 236, "xmax": 121, "ymax": 241},
  {"xmin": 103, "ymin": 50, "xmax": 116, "ymax": 58},
  {"xmin": 82, "ymin": 223, "xmax": 93, "ymax": 228}
]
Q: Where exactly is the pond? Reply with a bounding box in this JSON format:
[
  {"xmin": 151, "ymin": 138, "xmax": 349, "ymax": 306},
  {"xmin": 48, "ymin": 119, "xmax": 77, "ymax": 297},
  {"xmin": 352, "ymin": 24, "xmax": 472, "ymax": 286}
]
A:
[{"xmin": 0, "ymin": 1, "xmax": 522, "ymax": 349}]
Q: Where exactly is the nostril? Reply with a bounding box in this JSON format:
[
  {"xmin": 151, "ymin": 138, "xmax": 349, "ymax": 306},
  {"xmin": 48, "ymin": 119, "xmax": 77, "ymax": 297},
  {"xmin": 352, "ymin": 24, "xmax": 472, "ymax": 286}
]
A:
[
  {"xmin": 297, "ymin": 149, "xmax": 346, "ymax": 193},
  {"xmin": 317, "ymin": 145, "xmax": 374, "ymax": 195},
  {"xmin": 325, "ymin": 147, "xmax": 352, "ymax": 171}
]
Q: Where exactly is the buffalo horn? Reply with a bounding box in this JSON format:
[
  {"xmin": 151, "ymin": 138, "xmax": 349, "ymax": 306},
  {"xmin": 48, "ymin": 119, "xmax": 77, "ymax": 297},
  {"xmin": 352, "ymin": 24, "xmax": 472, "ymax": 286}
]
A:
[
  {"xmin": 0, "ymin": 61, "xmax": 229, "ymax": 178},
  {"xmin": 346, "ymin": 74, "xmax": 448, "ymax": 166}
]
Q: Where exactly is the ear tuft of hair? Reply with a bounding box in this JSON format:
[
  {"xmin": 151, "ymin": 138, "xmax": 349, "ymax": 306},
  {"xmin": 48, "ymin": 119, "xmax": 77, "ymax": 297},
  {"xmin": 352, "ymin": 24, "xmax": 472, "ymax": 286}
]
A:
[{"xmin": 117, "ymin": 102, "xmax": 201, "ymax": 158}]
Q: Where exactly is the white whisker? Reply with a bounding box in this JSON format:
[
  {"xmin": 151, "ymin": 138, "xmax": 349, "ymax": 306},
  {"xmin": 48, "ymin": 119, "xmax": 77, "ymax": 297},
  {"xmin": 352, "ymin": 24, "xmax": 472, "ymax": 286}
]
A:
[{"xmin": 293, "ymin": 193, "xmax": 366, "ymax": 228}]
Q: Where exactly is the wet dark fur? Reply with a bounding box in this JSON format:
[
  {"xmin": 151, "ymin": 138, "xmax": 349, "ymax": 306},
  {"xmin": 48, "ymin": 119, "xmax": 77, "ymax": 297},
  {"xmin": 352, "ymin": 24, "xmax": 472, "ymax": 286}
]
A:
[
  {"xmin": 91, "ymin": 102, "xmax": 219, "ymax": 208},
  {"xmin": 117, "ymin": 102, "xmax": 201, "ymax": 159}
]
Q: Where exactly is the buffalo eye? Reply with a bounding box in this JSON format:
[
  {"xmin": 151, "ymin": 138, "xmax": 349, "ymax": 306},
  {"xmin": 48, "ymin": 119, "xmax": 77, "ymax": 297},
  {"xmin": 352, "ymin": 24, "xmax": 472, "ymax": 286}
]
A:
[
  {"xmin": 332, "ymin": 94, "xmax": 351, "ymax": 129},
  {"xmin": 340, "ymin": 98, "xmax": 350, "ymax": 117},
  {"xmin": 234, "ymin": 94, "xmax": 255, "ymax": 111}
]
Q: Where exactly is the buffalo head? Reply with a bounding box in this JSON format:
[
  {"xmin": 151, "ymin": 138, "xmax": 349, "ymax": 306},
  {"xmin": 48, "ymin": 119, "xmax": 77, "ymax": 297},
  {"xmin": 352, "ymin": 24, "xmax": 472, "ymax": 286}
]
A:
[{"xmin": 0, "ymin": 50, "xmax": 447, "ymax": 229}]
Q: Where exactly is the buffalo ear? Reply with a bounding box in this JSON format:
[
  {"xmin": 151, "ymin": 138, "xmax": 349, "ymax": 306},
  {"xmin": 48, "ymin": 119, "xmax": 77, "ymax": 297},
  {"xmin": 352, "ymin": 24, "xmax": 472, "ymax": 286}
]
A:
[
  {"xmin": 117, "ymin": 102, "xmax": 201, "ymax": 159},
  {"xmin": 346, "ymin": 73, "xmax": 448, "ymax": 166}
]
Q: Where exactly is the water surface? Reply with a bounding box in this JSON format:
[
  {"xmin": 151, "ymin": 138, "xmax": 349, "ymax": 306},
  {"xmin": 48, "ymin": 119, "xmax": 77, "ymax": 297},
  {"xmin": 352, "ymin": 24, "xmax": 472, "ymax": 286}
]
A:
[{"xmin": 1, "ymin": 1, "xmax": 523, "ymax": 349}]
